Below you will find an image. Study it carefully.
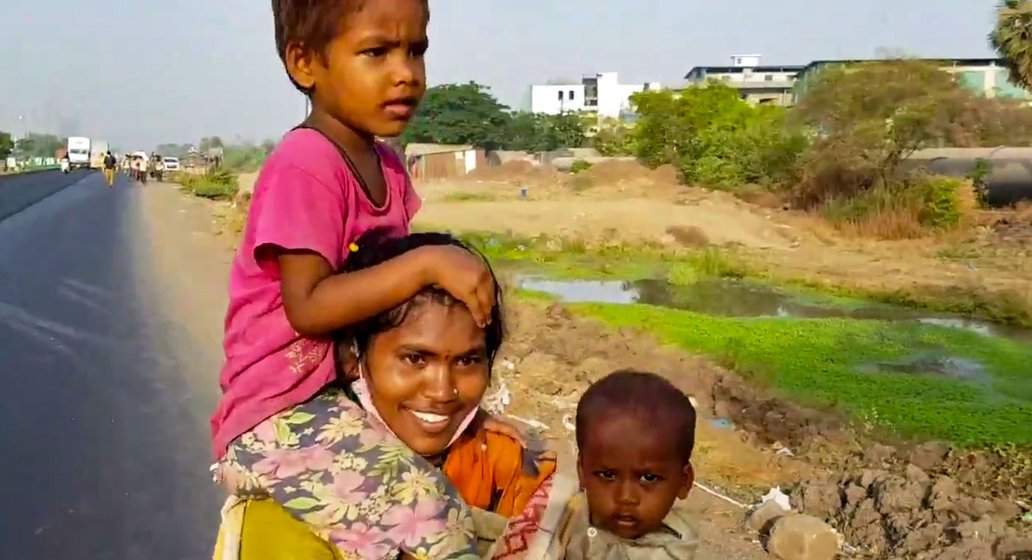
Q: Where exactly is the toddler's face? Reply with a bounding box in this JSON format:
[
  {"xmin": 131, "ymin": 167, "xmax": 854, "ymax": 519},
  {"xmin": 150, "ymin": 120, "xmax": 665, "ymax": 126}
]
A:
[
  {"xmin": 308, "ymin": 0, "xmax": 429, "ymax": 138},
  {"xmin": 577, "ymin": 416, "xmax": 693, "ymax": 540}
]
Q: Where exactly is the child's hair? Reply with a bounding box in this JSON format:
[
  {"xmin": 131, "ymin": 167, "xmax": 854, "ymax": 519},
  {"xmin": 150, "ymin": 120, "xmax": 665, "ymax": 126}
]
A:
[
  {"xmin": 576, "ymin": 370, "xmax": 697, "ymax": 464},
  {"xmin": 340, "ymin": 229, "xmax": 505, "ymax": 370},
  {"xmin": 271, "ymin": 0, "xmax": 430, "ymax": 93}
]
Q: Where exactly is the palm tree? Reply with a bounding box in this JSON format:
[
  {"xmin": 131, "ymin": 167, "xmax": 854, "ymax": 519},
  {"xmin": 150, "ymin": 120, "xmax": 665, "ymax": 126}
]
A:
[{"xmin": 990, "ymin": 0, "xmax": 1032, "ymax": 89}]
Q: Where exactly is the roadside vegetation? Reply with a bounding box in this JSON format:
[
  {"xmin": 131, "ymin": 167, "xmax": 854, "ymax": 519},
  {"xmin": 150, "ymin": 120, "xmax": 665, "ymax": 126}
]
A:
[
  {"xmin": 623, "ymin": 60, "xmax": 1032, "ymax": 240},
  {"xmin": 170, "ymin": 169, "xmax": 239, "ymax": 201}
]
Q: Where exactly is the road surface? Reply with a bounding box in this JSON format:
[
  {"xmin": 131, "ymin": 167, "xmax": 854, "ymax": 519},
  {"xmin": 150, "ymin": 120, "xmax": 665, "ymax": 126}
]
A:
[{"xmin": 0, "ymin": 170, "xmax": 223, "ymax": 559}]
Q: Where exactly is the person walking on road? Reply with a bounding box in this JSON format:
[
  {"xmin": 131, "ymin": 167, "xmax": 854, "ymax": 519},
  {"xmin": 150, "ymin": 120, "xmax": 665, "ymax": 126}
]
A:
[
  {"xmin": 137, "ymin": 154, "xmax": 148, "ymax": 185},
  {"xmin": 103, "ymin": 151, "xmax": 117, "ymax": 188}
]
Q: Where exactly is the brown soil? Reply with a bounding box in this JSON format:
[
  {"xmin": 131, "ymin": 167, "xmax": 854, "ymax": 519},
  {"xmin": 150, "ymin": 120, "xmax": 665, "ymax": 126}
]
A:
[
  {"xmin": 791, "ymin": 462, "xmax": 1031, "ymax": 559},
  {"xmin": 465, "ymin": 160, "xmax": 562, "ymax": 184}
]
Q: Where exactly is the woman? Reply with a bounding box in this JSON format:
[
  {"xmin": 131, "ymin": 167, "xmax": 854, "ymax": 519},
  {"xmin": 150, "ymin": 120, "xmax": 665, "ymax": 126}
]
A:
[{"xmin": 213, "ymin": 231, "xmax": 560, "ymax": 559}]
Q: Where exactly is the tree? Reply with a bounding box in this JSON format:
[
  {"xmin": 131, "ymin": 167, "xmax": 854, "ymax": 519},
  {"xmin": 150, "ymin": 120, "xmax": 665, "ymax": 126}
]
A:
[
  {"xmin": 500, "ymin": 112, "xmax": 588, "ymax": 152},
  {"xmin": 401, "ymin": 83, "xmax": 512, "ymax": 150},
  {"xmin": 222, "ymin": 142, "xmax": 269, "ymax": 172},
  {"xmin": 0, "ymin": 131, "xmax": 13, "ymax": 160},
  {"xmin": 630, "ymin": 84, "xmax": 754, "ymax": 168},
  {"xmin": 505, "ymin": 112, "xmax": 550, "ymax": 152},
  {"xmin": 13, "ymin": 133, "xmax": 63, "ymax": 159},
  {"xmin": 629, "ymin": 84, "xmax": 805, "ymax": 189},
  {"xmin": 199, "ymin": 136, "xmax": 225, "ymax": 153},
  {"xmin": 155, "ymin": 143, "xmax": 192, "ymax": 158},
  {"xmin": 791, "ymin": 60, "xmax": 979, "ymax": 204},
  {"xmin": 545, "ymin": 113, "xmax": 588, "ymax": 150},
  {"xmin": 592, "ymin": 118, "xmax": 636, "ymax": 156},
  {"xmin": 990, "ymin": 0, "xmax": 1032, "ymax": 89}
]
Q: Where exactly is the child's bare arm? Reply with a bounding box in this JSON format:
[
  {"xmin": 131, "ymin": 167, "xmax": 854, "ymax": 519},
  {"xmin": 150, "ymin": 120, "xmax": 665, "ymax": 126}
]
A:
[{"xmin": 278, "ymin": 244, "xmax": 495, "ymax": 337}]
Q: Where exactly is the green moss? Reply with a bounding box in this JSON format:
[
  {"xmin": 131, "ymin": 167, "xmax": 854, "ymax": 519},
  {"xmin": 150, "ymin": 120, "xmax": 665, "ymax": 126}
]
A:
[{"xmin": 569, "ymin": 302, "xmax": 1032, "ymax": 447}]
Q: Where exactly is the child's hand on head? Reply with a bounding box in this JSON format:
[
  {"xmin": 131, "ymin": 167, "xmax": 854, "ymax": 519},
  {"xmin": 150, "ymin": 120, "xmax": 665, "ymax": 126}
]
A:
[{"xmin": 416, "ymin": 245, "xmax": 496, "ymax": 328}]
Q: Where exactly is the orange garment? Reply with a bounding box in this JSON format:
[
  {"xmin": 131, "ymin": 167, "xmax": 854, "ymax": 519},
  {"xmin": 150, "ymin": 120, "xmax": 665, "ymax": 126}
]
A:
[{"xmin": 444, "ymin": 427, "xmax": 556, "ymax": 517}]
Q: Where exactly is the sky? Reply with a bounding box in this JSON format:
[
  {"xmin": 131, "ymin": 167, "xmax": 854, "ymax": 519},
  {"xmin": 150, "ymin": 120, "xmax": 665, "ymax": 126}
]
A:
[{"xmin": 0, "ymin": 0, "xmax": 1000, "ymax": 151}]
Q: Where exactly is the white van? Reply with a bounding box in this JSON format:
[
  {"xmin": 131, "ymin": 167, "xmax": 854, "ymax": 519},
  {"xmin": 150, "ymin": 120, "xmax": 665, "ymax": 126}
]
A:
[
  {"xmin": 162, "ymin": 156, "xmax": 180, "ymax": 171},
  {"xmin": 67, "ymin": 137, "xmax": 91, "ymax": 170}
]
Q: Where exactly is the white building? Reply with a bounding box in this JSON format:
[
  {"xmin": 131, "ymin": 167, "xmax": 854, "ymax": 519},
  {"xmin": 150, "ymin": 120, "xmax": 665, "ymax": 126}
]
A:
[
  {"xmin": 527, "ymin": 72, "xmax": 661, "ymax": 120},
  {"xmin": 682, "ymin": 54, "xmax": 803, "ymax": 106}
]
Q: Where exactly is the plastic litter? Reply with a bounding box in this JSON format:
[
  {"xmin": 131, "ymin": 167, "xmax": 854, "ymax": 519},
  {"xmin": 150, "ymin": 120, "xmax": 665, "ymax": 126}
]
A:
[
  {"xmin": 710, "ymin": 418, "xmax": 734, "ymax": 430},
  {"xmin": 759, "ymin": 486, "xmax": 793, "ymax": 511}
]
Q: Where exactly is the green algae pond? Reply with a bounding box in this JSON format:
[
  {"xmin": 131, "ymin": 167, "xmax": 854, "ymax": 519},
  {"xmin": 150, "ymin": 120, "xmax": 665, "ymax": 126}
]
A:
[{"xmin": 516, "ymin": 275, "xmax": 1032, "ymax": 447}]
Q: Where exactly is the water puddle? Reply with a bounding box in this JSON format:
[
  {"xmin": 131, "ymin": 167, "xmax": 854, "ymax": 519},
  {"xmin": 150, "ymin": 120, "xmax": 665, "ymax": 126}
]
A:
[
  {"xmin": 518, "ymin": 276, "xmax": 1032, "ymax": 344},
  {"xmin": 856, "ymin": 352, "xmax": 989, "ymax": 382}
]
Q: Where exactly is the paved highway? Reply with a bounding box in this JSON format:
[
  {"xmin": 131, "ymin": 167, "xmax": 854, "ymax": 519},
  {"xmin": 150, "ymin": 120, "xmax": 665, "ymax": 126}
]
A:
[{"xmin": 0, "ymin": 171, "xmax": 221, "ymax": 559}]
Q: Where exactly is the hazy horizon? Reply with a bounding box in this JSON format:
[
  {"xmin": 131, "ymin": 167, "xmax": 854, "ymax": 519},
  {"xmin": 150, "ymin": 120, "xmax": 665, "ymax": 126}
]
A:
[{"xmin": 0, "ymin": 1, "xmax": 999, "ymax": 151}]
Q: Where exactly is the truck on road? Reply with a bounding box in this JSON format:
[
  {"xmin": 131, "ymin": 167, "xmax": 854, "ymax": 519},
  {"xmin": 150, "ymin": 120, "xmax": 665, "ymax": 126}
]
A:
[{"xmin": 67, "ymin": 137, "xmax": 91, "ymax": 171}]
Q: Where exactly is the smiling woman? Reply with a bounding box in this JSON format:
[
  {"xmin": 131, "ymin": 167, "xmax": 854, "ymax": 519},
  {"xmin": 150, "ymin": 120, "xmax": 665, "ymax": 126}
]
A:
[
  {"xmin": 340, "ymin": 232, "xmax": 505, "ymax": 461},
  {"xmin": 213, "ymin": 232, "xmax": 557, "ymax": 559}
]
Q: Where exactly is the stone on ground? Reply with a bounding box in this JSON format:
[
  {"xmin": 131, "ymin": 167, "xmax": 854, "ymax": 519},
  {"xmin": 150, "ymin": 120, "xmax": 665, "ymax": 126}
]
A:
[{"xmin": 766, "ymin": 514, "xmax": 839, "ymax": 560}]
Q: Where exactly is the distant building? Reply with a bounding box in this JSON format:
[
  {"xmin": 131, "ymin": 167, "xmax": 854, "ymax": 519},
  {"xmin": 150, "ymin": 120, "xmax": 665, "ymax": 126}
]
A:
[
  {"xmin": 404, "ymin": 143, "xmax": 486, "ymax": 181},
  {"xmin": 792, "ymin": 58, "xmax": 1032, "ymax": 103},
  {"xmin": 682, "ymin": 54, "xmax": 803, "ymax": 106},
  {"xmin": 527, "ymin": 72, "xmax": 661, "ymax": 120}
]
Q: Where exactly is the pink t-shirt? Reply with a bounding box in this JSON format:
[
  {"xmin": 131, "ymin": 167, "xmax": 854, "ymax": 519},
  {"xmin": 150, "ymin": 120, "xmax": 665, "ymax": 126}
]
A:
[{"xmin": 210, "ymin": 129, "xmax": 421, "ymax": 458}]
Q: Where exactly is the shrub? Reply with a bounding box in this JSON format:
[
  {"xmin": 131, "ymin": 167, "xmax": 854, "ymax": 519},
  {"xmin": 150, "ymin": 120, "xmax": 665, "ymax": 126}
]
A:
[
  {"xmin": 791, "ymin": 60, "xmax": 991, "ymax": 208},
  {"xmin": 569, "ymin": 159, "xmax": 593, "ymax": 174},
  {"xmin": 914, "ymin": 175, "xmax": 975, "ymax": 229},
  {"xmin": 174, "ymin": 169, "xmax": 239, "ymax": 201},
  {"xmin": 630, "ymin": 86, "xmax": 805, "ymax": 191},
  {"xmin": 821, "ymin": 175, "xmax": 974, "ymax": 239},
  {"xmin": 592, "ymin": 118, "xmax": 637, "ymax": 156}
]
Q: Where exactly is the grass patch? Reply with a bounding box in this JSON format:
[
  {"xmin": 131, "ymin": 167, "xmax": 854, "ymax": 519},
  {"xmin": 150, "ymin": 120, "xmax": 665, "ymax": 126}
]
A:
[
  {"xmin": 171, "ymin": 170, "xmax": 239, "ymax": 201},
  {"xmin": 569, "ymin": 301, "xmax": 1032, "ymax": 447}
]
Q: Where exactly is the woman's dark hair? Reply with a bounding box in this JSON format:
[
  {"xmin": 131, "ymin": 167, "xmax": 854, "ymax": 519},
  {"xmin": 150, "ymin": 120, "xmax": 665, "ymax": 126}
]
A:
[{"xmin": 341, "ymin": 230, "xmax": 505, "ymax": 370}]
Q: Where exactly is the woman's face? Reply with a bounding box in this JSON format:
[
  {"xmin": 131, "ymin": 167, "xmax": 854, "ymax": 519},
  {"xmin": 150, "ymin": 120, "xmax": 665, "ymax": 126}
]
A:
[{"xmin": 363, "ymin": 298, "xmax": 490, "ymax": 457}]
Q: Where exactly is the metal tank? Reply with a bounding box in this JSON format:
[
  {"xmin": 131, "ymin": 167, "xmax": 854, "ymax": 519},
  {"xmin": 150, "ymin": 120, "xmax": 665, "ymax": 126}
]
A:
[{"xmin": 907, "ymin": 147, "xmax": 1032, "ymax": 207}]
